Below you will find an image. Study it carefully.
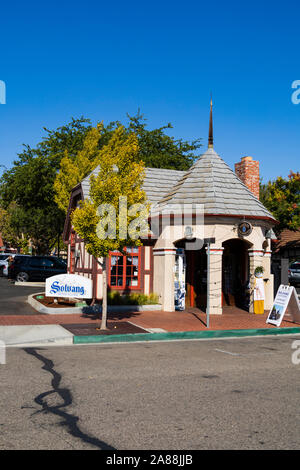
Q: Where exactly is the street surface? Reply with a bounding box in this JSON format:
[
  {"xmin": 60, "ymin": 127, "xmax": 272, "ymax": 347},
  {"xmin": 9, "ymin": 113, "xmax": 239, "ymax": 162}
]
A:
[
  {"xmin": 0, "ymin": 278, "xmax": 42, "ymax": 315},
  {"xmin": 1, "ymin": 336, "xmax": 299, "ymax": 450}
]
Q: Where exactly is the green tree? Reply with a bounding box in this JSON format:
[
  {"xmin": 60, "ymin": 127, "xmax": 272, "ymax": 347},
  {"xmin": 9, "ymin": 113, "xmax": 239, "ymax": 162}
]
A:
[
  {"xmin": 54, "ymin": 125, "xmax": 103, "ymax": 213},
  {"xmin": 260, "ymin": 171, "xmax": 300, "ymax": 233},
  {"xmin": 109, "ymin": 110, "xmax": 202, "ymax": 170},
  {"xmin": 54, "ymin": 112, "xmax": 202, "ymax": 215},
  {"xmin": 71, "ymin": 126, "xmax": 147, "ymax": 330},
  {"xmin": 0, "ymin": 118, "xmax": 92, "ymax": 253},
  {"xmin": 0, "ymin": 112, "xmax": 201, "ymax": 252},
  {"xmin": 0, "ymin": 204, "xmax": 30, "ymax": 253}
]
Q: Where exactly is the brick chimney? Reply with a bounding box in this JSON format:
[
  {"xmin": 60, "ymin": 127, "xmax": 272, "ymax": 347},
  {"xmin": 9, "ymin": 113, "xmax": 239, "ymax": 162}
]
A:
[{"xmin": 235, "ymin": 156, "xmax": 260, "ymax": 199}]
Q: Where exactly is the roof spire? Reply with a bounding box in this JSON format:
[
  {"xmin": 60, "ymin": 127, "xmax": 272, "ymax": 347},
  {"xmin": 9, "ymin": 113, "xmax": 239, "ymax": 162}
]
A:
[{"xmin": 208, "ymin": 95, "xmax": 213, "ymax": 148}]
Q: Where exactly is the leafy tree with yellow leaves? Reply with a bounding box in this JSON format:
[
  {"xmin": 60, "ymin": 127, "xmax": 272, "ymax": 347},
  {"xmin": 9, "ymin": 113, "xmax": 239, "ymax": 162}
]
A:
[
  {"xmin": 71, "ymin": 126, "xmax": 148, "ymax": 330},
  {"xmin": 54, "ymin": 125, "xmax": 103, "ymax": 213}
]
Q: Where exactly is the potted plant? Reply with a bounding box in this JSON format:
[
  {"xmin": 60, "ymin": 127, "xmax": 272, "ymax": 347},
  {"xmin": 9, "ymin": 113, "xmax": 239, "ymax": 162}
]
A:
[{"xmin": 254, "ymin": 266, "xmax": 264, "ymax": 277}]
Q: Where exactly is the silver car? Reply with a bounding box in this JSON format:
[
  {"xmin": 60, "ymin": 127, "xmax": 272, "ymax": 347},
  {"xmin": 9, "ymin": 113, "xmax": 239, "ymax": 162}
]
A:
[
  {"xmin": 0, "ymin": 253, "xmax": 26, "ymax": 277},
  {"xmin": 288, "ymin": 261, "xmax": 300, "ymax": 286},
  {"xmin": 0, "ymin": 253, "xmax": 12, "ymax": 276}
]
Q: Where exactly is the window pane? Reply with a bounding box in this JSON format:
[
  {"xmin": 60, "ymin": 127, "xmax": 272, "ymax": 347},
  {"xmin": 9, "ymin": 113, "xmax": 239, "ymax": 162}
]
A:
[
  {"xmin": 43, "ymin": 259, "xmax": 55, "ymax": 268},
  {"xmin": 29, "ymin": 258, "xmax": 44, "ymax": 267},
  {"xmin": 117, "ymin": 265, "xmax": 124, "ymax": 275},
  {"xmin": 110, "ymin": 264, "xmax": 117, "ymax": 276},
  {"xmin": 127, "ymin": 247, "xmax": 139, "ymax": 254},
  {"xmin": 126, "ymin": 276, "xmax": 138, "ymax": 287},
  {"xmin": 111, "ymin": 256, "xmax": 118, "ymax": 266}
]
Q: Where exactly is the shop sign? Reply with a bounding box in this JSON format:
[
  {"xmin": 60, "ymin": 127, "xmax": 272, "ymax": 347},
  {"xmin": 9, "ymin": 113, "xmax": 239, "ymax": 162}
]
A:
[
  {"xmin": 266, "ymin": 284, "xmax": 300, "ymax": 327},
  {"xmin": 46, "ymin": 274, "xmax": 93, "ymax": 299}
]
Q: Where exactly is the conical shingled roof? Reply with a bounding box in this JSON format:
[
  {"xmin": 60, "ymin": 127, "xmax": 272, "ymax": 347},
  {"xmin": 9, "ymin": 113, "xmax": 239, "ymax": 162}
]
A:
[{"xmin": 157, "ymin": 147, "xmax": 276, "ymax": 221}]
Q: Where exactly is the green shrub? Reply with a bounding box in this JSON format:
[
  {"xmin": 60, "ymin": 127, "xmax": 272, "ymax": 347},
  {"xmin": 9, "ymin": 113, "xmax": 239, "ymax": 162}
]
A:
[{"xmin": 107, "ymin": 291, "xmax": 159, "ymax": 305}]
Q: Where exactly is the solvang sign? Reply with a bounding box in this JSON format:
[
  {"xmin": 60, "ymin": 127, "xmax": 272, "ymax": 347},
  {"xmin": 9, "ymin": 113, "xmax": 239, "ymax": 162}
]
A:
[{"xmin": 46, "ymin": 274, "xmax": 93, "ymax": 299}]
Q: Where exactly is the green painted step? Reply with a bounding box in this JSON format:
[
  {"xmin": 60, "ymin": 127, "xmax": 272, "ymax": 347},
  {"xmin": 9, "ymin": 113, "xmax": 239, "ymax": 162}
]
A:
[{"xmin": 73, "ymin": 327, "xmax": 300, "ymax": 344}]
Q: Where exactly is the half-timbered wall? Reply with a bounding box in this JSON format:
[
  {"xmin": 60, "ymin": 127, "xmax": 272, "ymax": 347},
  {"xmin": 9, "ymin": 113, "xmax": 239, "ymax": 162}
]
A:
[{"xmin": 66, "ymin": 231, "xmax": 154, "ymax": 300}]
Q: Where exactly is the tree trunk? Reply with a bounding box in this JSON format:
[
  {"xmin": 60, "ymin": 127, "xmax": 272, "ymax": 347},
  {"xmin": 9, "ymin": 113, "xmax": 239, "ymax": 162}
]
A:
[{"xmin": 100, "ymin": 258, "xmax": 108, "ymax": 330}]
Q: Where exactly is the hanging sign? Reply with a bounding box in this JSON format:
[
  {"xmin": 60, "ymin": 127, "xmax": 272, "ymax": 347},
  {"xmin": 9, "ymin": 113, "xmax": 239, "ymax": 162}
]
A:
[
  {"xmin": 46, "ymin": 274, "xmax": 93, "ymax": 299},
  {"xmin": 238, "ymin": 221, "xmax": 252, "ymax": 237},
  {"xmin": 266, "ymin": 284, "xmax": 300, "ymax": 327}
]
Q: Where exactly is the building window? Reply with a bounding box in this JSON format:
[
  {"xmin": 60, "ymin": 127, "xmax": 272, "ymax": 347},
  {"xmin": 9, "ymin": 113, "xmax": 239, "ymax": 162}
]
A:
[{"xmin": 109, "ymin": 247, "xmax": 140, "ymax": 289}]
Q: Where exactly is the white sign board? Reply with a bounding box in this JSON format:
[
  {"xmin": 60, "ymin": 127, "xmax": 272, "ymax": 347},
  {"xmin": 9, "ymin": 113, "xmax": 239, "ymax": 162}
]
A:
[
  {"xmin": 46, "ymin": 274, "xmax": 93, "ymax": 299},
  {"xmin": 266, "ymin": 284, "xmax": 300, "ymax": 327}
]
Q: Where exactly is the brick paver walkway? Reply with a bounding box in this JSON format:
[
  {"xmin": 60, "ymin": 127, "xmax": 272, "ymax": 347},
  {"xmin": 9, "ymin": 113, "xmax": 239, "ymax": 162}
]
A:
[{"xmin": 0, "ymin": 306, "xmax": 299, "ymax": 332}]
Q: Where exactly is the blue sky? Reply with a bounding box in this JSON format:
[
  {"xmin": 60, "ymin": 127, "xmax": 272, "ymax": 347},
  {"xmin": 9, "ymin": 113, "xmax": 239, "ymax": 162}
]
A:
[{"xmin": 0, "ymin": 0, "xmax": 299, "ymax": 182}]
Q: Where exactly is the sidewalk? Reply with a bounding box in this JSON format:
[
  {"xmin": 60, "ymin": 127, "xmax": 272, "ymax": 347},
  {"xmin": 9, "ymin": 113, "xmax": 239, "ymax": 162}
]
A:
[{"xmin": 0, "ymin": 306, "xmax": 299, "ymax": 332}]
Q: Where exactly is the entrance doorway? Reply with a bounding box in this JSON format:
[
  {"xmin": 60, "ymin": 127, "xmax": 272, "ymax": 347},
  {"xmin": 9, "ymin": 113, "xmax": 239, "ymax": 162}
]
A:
[
  {"xmin": 222, "ymin": 239, "xmax": 251, "ymax": 310},
  {"xmin": 174, "ymin": 239, "xmax": 207, "ymax": 310}
]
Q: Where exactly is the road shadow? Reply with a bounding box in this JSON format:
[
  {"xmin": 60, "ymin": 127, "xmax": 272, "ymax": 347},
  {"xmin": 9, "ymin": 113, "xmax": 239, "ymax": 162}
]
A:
[{"xmin": 23, "ymin": 347, "xmax": 116, "ymax": 450}]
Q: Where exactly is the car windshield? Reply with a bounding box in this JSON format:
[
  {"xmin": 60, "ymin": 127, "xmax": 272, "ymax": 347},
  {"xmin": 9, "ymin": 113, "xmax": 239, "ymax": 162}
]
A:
[{"xmin": 0, "ymin": 255, "xmax": 8, "ymax": 260}]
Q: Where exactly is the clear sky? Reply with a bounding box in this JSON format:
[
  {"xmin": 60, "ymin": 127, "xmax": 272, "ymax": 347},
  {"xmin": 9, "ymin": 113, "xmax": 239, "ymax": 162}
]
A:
[{"xmin": 0, "ymin": 0, "xmax": 299, "ymax": 182}]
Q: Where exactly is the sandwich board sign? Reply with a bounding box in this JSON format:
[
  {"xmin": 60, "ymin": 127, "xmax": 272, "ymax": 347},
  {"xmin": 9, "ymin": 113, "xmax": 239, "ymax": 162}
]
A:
[
  {"xmin": 266, "ymin": 284, "xmax": 300, "ymax": 327},
  {"xmin": 46, "ymin": 274, "xmax": 93, "ymax": 299}
]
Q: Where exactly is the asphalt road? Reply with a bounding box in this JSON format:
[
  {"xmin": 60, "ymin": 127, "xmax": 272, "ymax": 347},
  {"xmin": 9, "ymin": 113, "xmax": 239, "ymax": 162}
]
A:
[
  {"xmin": 0, "ymin": 277, "xmax": 42, "ymax": 315},
  {"xmin": 1, "ymin": 336, "xmax": 299, "ymax": 450}
]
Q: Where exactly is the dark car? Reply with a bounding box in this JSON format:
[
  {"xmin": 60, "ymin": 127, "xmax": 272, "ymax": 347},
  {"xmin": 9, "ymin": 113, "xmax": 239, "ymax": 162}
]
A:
[
  {"xmin": 8, "ymin": 255, "xmax": 67, "ymax": 282},
  {"xmin": 288, "ymin": 261, "xmax": 300, "ymax": 286}
]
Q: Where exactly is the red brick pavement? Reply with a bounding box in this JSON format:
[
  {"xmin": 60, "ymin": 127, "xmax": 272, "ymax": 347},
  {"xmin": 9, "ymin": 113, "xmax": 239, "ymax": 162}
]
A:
[{"xmin": 0, "ymin": 306, "xmax": 299, "ymax": 332}]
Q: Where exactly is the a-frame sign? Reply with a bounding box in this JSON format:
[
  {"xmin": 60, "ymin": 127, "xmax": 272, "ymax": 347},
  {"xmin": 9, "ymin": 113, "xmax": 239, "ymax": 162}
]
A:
[{"xmin": 266, "ymin": 284, "xmax": 300, "ymax": 327}]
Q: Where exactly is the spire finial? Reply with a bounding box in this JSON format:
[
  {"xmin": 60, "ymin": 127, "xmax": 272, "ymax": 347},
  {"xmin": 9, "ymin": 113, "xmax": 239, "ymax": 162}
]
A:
[{"xmin": 208, "ymin": 95, "xmax": 213, "ymax": 148}]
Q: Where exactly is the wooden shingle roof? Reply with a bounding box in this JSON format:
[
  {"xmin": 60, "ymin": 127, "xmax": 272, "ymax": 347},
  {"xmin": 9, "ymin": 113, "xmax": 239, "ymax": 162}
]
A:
[
  {"xmin": 78, "ymin": 147, "xmax": 276, "ymax": 222},
  {"xmin": 156, "ymin": 148, "xmax": 276, "ymax": 220}
]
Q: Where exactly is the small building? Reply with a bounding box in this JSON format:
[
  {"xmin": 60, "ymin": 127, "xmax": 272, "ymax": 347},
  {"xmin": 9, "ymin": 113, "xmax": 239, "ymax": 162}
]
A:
[
  {"xmin": 271, "ymin": 229, "xmax": 300, "ymax": 292},
  {"xmin": 63, "ymin": 104, "xmax": 277, "ymax": 314},
  {"xmin": 272, "ymin": 229, "xmax": 300, "ymax": 262}
]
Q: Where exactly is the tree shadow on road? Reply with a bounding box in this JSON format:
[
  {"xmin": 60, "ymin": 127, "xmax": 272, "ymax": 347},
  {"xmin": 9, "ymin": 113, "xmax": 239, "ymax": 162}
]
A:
[{"xmin": 23, "ymin": 347, "xmax": 116, "ymax": 450}]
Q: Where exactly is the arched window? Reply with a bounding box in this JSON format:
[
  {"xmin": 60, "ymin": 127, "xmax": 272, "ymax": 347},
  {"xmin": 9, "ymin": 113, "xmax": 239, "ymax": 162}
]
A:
[{"xmin": 108, "ymin": 247, "xmax": 141, "ymax": 289}]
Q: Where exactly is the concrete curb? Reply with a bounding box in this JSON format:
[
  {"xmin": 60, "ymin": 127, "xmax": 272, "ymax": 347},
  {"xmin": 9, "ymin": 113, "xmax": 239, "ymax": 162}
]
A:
[
  {"xmin": 15, "ymin": 282, "xmax": 46, "ymax": 287},
  {"xmin": 27, "ymin": 292, "xmax": 87, "ymax": 314},
  {"xmin": 27, "ymin": 292, "xmax": 162, "ymax": 315},
  {"xmin": 73, "ymin": 326, "xmax": 300, "ymax": 344}
]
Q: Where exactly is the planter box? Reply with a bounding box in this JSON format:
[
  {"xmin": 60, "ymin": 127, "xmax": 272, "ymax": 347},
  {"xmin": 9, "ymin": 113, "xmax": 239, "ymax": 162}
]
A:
[{"xmin": 27, "ymin": 292, "xmax": 162, "ymax": 315}]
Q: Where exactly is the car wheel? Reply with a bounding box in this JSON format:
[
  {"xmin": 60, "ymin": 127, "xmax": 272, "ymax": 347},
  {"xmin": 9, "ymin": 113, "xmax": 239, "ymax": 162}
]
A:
[{"xmin": 16, "ymin": 272, "xmax": 29, "ymax": 282}]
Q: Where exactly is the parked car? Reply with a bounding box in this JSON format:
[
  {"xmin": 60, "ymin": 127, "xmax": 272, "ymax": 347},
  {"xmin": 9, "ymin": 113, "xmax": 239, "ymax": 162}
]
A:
[
  {"xmin": 0, "ymin": 254, "xmax": 10, "ymax": 276},
  {"xmin": 288, "ymin": 261, "xmax": 300, "ymax": 286},
  {"xmin": 8, "ymin": 255, "xmax": 67, "ymax": 282},
  {"xmin": 0, "ymin": 253, "xmax": 28, "ymax": 277}
]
